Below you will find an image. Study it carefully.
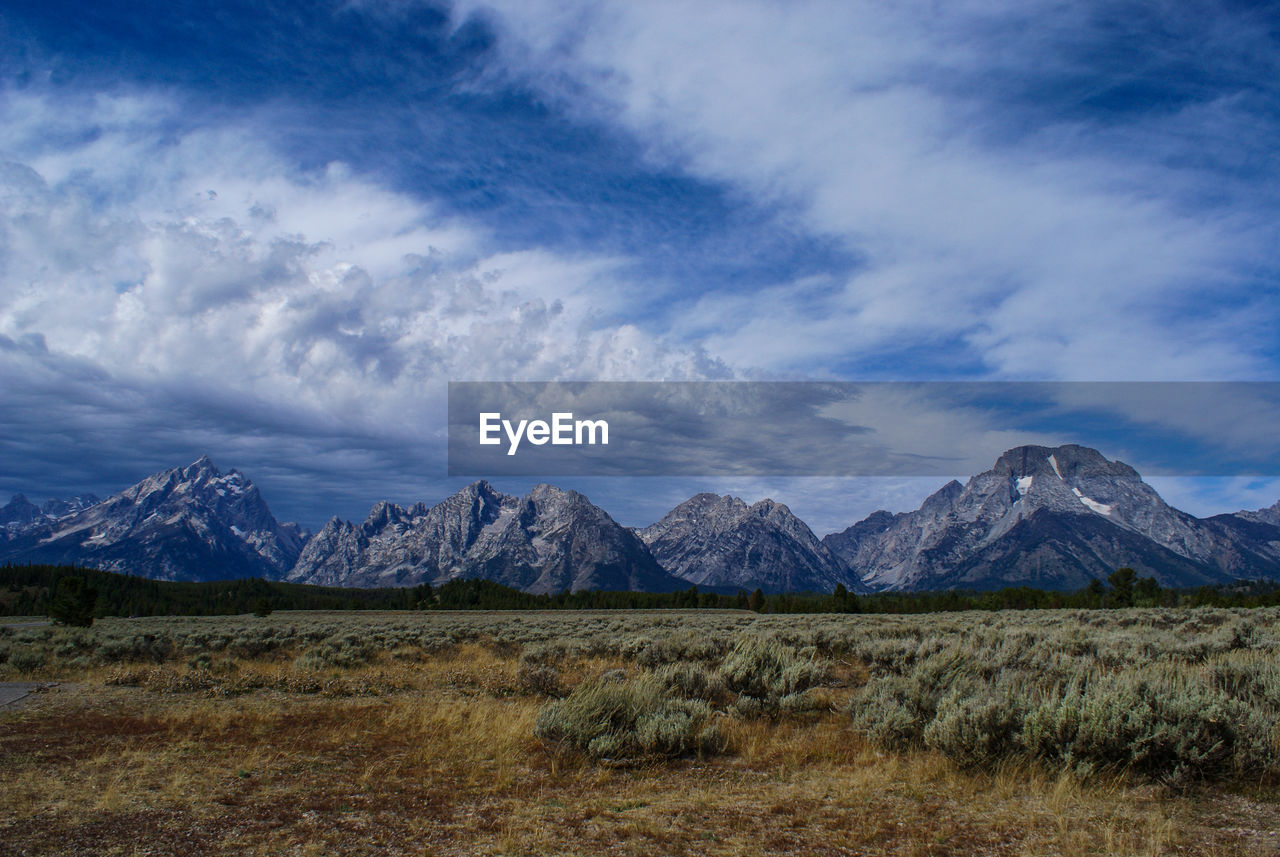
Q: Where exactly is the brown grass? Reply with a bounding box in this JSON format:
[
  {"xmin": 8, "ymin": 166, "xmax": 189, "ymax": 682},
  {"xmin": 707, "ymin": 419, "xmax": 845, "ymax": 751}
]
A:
[{"xmin": 4, "ymin": 646, "xmax": 1279, "ymax": 857}]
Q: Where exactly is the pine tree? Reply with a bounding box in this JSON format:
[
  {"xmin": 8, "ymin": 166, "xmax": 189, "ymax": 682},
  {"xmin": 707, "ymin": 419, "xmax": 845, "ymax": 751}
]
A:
[{"xmin": 49, "ymin": 576, "xmax": 98, "ymax": 627}]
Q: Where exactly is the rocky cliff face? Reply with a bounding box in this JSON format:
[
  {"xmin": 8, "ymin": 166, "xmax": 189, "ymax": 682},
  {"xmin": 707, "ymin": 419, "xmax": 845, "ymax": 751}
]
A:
[
  {"xmin": 823, "ymin": 444, "xmax": 1280, "ymax": 590},
  {"xmin": 0, "ymin": 457, "xmax": 306, "ymax": 581},
  {"xmin": 639, "ymin": 493, "xmax": 857, "ymax": 593},
  {"xmin": 288, "ymin": 482, "xmax": 687, "ymax": 594}
]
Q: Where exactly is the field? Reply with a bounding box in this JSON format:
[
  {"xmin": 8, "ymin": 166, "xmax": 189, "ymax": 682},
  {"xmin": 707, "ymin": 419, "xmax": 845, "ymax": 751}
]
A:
[{"xmin": 2, "ymin": 608, "xmax": 1279, "ymax": 856}]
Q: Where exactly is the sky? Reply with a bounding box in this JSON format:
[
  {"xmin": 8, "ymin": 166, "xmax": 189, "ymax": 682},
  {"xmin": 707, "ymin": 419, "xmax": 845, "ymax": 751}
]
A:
[{"xmin": 2, "ymin": 0, "xmax": 1280, "ymax": 535}]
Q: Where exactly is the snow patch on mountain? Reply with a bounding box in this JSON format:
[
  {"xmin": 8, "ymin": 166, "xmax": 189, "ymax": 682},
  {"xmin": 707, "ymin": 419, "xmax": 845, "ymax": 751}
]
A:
[{"xmin": 1072, "ymin": 488, "xmax": 1113, "ymax": 515}]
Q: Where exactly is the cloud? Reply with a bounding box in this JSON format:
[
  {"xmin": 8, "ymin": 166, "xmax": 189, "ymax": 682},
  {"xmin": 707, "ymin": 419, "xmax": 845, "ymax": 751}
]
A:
[
  {"xmin": 5, "ymin": 3, "xmax": 1280, "ymax": 529},
  {"xmin": 0, "ymin": 89, "xmax": 724, "ymax": 523},
  {"xmin": 456, "ymin": 0, "xmax": 1280, "ymax": 380}
]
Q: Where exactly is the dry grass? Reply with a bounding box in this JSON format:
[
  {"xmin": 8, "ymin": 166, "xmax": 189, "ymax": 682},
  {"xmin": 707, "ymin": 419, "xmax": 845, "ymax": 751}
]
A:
[{"xmin": 2, "ymin": 611, "xmax": 1280, "ymax": 856}]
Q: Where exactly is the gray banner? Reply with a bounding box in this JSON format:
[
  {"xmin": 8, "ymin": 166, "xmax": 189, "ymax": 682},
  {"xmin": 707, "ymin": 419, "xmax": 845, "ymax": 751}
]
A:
[{"xmin": 447, "ymin": 381, "xmax": 1280, "ymax": 477}]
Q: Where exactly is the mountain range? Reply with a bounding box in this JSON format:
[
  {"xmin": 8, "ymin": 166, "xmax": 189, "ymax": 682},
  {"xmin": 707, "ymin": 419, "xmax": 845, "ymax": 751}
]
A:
[
  {"xmin": 822, "ymin": 444, "xmax": 1280, "ymax": 591},
  {"xmin": 4, "ymin": 444, "xmax": 1280, "ymax": 593},
  {"xmin": 0, "ymin": 457, "xmax": 306, "ymax": 581},
  {"xmin": 286, "ymin": 481, "xmax": 686, "ymax": 594}
]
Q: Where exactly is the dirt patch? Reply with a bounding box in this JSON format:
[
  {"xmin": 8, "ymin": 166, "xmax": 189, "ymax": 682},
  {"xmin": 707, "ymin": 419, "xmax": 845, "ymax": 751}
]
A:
[{"xmin": 0, "ymin": 682, "xmax": 70, "ymax": 711}]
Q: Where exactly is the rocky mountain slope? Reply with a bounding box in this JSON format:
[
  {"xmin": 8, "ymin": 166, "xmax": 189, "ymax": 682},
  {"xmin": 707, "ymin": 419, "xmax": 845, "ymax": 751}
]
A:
[
  {"xmin": 288, "ymin": 481, "xmax": 688, "ymax": 594},
  {"xmin": 822, "ymin": 444, "xmax": 1280, "ymax": 591},
  {"xmin": 0, "ymin": 457, "xmax": 306, "ymax": 582},
  {"xmin": 638, "ymin": 493, "xmax": 858, "ymax": 593},
  {"xmin": 1, "ymin": 493, "xmax": 101, "ymax": 531},
  {"xmin": 5, "ymin": 445, "xmax": 1279, "ymax": 593}
]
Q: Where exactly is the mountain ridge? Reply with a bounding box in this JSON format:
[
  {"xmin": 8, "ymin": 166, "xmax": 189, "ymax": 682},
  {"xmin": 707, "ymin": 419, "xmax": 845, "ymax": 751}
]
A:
[
  {"xmin": 638, "ymin": 492, "xmax": 859, "ymax": 593},
  {"xmin": 0, "ymin": 457, "xmax": 306, "ymax": 582},
  {"xmin": 822, "ymin": 444, "xmax": 1280, "ymax": 591},
  {"xmin": 4, "ymin": 445, "xmax": 1280, "ymax": 593},
  {"xmin": 287, "ymin": 480, "xmax": 689, "ymax": 594}
]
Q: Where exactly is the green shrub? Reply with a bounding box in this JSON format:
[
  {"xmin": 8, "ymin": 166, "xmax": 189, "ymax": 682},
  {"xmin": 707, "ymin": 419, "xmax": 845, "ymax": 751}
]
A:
[
  {"xmin": 654, "ymin": 661, "xmax": 728, "ymax": 704},
  {"xmin": 10, "ymin": 648, "xmax": 45, "ymax": 674},
  {"xmin": 534, "ymin": 675, "xmax": 724, "ymax": 760},
  {"xmin": 717, "ymin": 635, "xmax": 827, "ymax": 701},
  {"xmin": 922, "ymin": 684, "xmax": 1025, "ymax": 768},
  {"xmin": 99, "ymin": 633, "xmax": 175, "ymax": 664},
  {"xmin": 293, "ymin": 632, "xmax": 377, "ymax": 670},
  {"xmin": 848, "ymin": 674, "xmax": 936, "ymax": 751},
  {"xmin": 635, "ymin": 630, "xmax": 726, "ymax": 667},
  {"xmin": 1021, "ymin": 672, "xmax": 1276, "ymax": 787}
]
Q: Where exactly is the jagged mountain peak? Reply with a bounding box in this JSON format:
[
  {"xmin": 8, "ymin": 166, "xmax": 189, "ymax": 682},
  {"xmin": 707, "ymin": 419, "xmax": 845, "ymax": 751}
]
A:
[
  {"xmin": 991, "ymin": 444, "xmax": 1139, "ymax": 480},
  {"xmin": 749, "ymin": 497, "xmax": 786, "ymax": 515},
  {"xmin": 0, "ymin": 458, "xmax": 305, "ymax": 582},
  {"xmin": 524, "ymin": 483, "xmax": 604, "ymax": 508},
  {"xmin": 639, "ymin": 491, "xmax": 856, "ymax": 593},
  {"xmin": 519, "ymin": 484, "xmax": 625, "ymax": 527},
  {"xmin": 824, "ymin": 442, "xmax": 1279, "ymax": 591},
  {"xmin": 41, "ymin": 495, "xmax": 101, "ymax": 518},
  {"xmin": 457, "ymin": 478, "xmax": 499, "ymax": 496},
  {"xmin": 922, "ymin": 480, "xmax": 964, "ymax": 511},
  {"xmin": 0, "ymin": 494, "xmax": 44, "ymax": 528},
  {"xmin": 1237, "ymin": 499, "xmax": 1280, "ymax": 527},
  {"xmin": 363, "ymin": 499, "xmax": 412, "ymax": 532},
  {"xmin": 290, "ymin": 480, "xmax": 681, "ymax": 594},
  {"xmin": 181, "ymin": 454, "xmax": 220, "ymax": 480},
  {"xmin": 526, "ymin": 482, "xmax": 578, "ymax": 501}
]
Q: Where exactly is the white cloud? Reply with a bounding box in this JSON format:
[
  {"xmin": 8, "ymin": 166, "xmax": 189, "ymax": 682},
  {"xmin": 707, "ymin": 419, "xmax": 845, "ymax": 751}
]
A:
[
  {"xmin": 0, "ymin": 90, "xmax": 720, "ymax": 448},
  {"xmin": 457, "ymin": 0, "xmax": 1280, "ymax": 381}
]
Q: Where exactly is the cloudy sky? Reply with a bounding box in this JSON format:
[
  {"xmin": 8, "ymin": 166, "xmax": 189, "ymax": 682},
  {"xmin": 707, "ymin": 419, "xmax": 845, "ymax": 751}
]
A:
[{"xmin": 2, "ymin": 0, "xmax": 1279, "ymax": 534}]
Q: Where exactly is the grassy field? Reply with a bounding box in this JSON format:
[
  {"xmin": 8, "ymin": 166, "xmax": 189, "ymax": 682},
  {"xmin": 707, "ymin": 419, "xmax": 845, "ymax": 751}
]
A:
[{"xmin": 2, "ymin": 608, "xmax": 1279, "ymax": 856}]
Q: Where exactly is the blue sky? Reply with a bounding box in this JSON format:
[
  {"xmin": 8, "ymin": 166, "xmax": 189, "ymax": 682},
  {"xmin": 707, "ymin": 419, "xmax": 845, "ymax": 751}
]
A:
[{"xmin": 2, "ymin": 0, "xmax": 1280, "ymax": 534}]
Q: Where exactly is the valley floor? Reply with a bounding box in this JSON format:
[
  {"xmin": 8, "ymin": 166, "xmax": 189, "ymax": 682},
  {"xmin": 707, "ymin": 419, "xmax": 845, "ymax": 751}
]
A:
[{"xmin": 2, "ymin": 610, "xmax": 1278, "ymax": 856}]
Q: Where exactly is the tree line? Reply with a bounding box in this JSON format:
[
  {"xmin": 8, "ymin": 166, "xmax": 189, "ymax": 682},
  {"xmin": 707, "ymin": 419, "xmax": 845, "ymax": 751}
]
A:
[{"xmin": 4, "ymin": 563, "xmax": 1278, "ymax": 625}]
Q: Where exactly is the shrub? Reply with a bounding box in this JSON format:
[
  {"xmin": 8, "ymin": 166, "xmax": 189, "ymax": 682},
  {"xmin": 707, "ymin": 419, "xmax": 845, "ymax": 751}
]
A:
[
  {"xmin": 654, "ymin": 661, "xmax": 728, "ymax": 704},
  {"xmin": 923, "ymin": 684, "xmax": 1025, "ymax": 768},
  {"xmin": 516, "ymin": 658, "xmax": 564, "ymax": 697},
  {"xmin": 98, "ymin": 633, "xmax": 175, "ymax": 664},
  {"xmin": 293, "ymin": 632, "xmax": 377, "ymax": 670},
  {"xmin": 847, "ymin": 674, "xmax": 936, "ymax": 751},
  {"xmin": 534, "ymin": 675, "xmax": 724, "ymax": 760},
  {"xmin": 717, "ymin": 635, "xmax": 827, "ymax": 702},
  {"xmin": 1021, "ymin": 672, "xmax": 1276, "ymax": 787},
  {"xmin": 10, "ymin": 648, "xmax": 45, "ymax": 674},
  {"xmin": 634, "ymin": 630, "xmax": 726, "ymax": 668}
]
